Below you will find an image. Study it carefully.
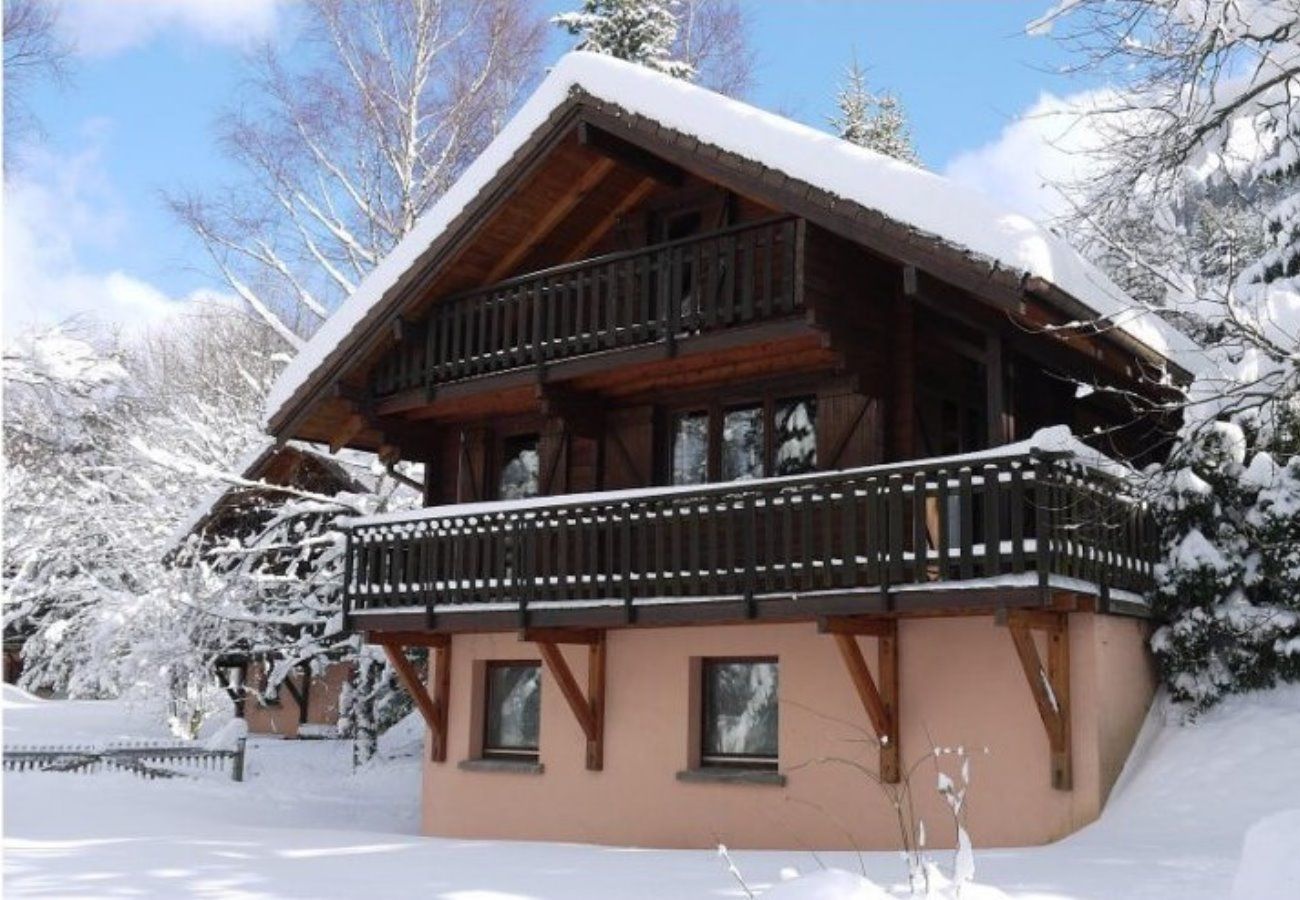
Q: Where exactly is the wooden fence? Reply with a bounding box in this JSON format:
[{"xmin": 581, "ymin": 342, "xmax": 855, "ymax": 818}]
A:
[
  {"xmin": 371, "ymin": 215, "xmax": 803, "ymax": 398},
  {"xmin": 343, "ymin": 449, "xmax": 1157, "ymax": 618},
  {"xmin": 4, "ymin": 739, "xmax": 247, "ymax": 782}
]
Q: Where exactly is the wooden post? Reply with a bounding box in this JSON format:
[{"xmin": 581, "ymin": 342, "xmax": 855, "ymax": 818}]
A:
[
  {"xmin": 231, "ymin": 737, "xmax": 247, "ymax": 783},
  {"xmin": 526, "ymin": 629, "xmax": 605, "ymax": 771},
  {"xmin": 998, "ymin": 609, "xmax": 1071, "ymax": 790},
  {"xmin": 820, "ymin": 617, "xmax": 900, "ymax": 782},
  {"xmin": 376, "ymin": 634, "xmax": 451, "ymax": 763}
]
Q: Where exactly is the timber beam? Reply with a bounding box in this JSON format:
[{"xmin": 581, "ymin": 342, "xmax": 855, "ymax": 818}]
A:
[
  {"xmin": 536, "ymin": 385, "xmax": 606, "ymax": 438},
  {"xmin": 996, "ymin": 609, "xmax": 1071, "ymax": 790},
  {"xmin": 370, "ymin": 633, "xmax": 451, "ymax": 762},
  {"xmin": 577, "ymin": 121, "xmax": 683, "ymax": 186},
  {"xmin": 528, "ymin": 630, "xmax": 606, "ymax": 770},
  {"xmin": 822, "ymin": 617, "xmax": 900, "ymax": 783}
]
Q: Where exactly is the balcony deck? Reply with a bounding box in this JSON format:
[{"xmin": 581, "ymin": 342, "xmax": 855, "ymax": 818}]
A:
[
  {"xmin": 370, "ymin": 216, "xmax": 804, "ymax": 402},
  {"xmin": 342, "ymin": 443, "xmax": 1157, "ymax": 634}
]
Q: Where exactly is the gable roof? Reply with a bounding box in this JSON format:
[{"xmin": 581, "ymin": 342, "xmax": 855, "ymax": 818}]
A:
[{"xmin": 264, "ymin": 51, "xmax": 1198, "ymax": 435}]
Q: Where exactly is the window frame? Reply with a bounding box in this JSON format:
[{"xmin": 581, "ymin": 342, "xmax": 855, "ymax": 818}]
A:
[
  {"xmin": 663, "ymin": 389, "xmax": 818, "ymax": 486},
  {"xmin": 481, "ymin": 660, "xmax": 542, "ymax": 761},
  {"xmin": 699, "ymin": 656, "xmax": 780, "ymax": 770}
]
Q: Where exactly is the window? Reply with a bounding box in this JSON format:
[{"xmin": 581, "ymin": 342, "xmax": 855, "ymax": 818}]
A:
[
  {"xmin": 498, "ymin": 434, "xmax": 540, "ymax": 500},
  {"xmin": 774, "ymin": 397, "xmax": 817, "ymax": 476},
  {"xmin": 671, "ymin": 411, "xmax": 710, "ymax": 486},
  {"xmin": 667, "ymin": 395, "xmax": 817, "ymax": 485},
  {"xmin": 721, "ymin": 405, "xmax": 764, "ymax": 481},
  {"xmin": 483, "ymin": 662, "xmax": 541, "ymax": 759},
  {"xmin": 701, "ymin": 658, "xmax": 779, "ymax": 768}
]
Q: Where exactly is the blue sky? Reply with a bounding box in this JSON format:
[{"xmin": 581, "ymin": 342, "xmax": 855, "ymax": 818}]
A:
[{"xmin": 5, "ymin": 0, "xmax": 1101, "ymax": 335}]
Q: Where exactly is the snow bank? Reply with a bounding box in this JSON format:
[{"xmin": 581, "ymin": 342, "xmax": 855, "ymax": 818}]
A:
[
  {"xmin": 1231, "ymin": 809, "xmax": 1300, "ymax": 900},
  {"xmin": 264, "ymin": 52, "xmax": 1194, "ymax": 429},
  {"xmin": 760, "ymin": 869, "xmax": 891, "ymax": 899}
]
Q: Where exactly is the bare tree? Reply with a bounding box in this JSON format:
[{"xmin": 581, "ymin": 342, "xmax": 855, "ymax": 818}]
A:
[
  {"xmin": 674, "ymin": 0, "xmax": 756, "ymax": 98},
  {"xmin": 170, "ymin": 0, "xmax": 547, "ymax": 347},
  {"xmin": 3, "ymin": 0, "xmax": 73, "ymax": 152}
]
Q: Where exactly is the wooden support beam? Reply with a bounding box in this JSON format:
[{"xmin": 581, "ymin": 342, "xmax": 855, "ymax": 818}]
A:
[
  {"xmin": 999, "ymin": 611, "xmax": 1071, "ymax": 790},
  {"xmin": 330, "ymin": 413, "xmax": 366, "ymax": 454},
  {"xmin": 484, "ymin": 158, "xmax": 616, "ymax": 283},
  {"xmin": 365, "ymin": 631, "xmax": 450, "ymax": 649},
  {"xmin": 561, "ymin": 176, "xmax": 657, "ymax": 263},
  {"xmin": 819, "ymin": 615, "xmax": 895, "ymax": 638},
  {"xmin": 380, "ymin": 640, "xmax": 451, "ymax": 762},
  {"xmin": 577, "ymin": 121, "xmax": 683, "ymax": 185},
  {"xmin": 829, "ymin": 621, "xmax": 900, "ymax": 783},
  {"xmin": 534, "ymin": 633, "xmax": 606, "ymax": 770}
]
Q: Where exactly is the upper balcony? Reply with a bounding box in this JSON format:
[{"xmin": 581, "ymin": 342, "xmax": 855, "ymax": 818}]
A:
[
  {"xmin": 369, "ymin": 216, "xmax": 803, "ymax": 402},
  {"xmin": 341, "ymin": 443, "xmax": 1157, "ymax": 635}
]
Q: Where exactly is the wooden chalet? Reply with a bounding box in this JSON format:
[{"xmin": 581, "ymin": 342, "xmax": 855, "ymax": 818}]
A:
[
  {"xmin": 170, "ymin": 442, "xmax": 362, "ymax": 738},
  {"xmin": 260, "ymin": 53, "xmax": 1189, "ymax": 849}
]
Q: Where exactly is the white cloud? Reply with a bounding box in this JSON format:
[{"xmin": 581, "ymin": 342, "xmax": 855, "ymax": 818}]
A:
[
  {"xmin": 2, "ymin": 124, "xmax": 236, "ymax": 339},
  {"xmin": 57, "ymin": 0, "xmax": 283, "ymax": 58},
  {"xmin": 943, "ymin": 90, "xmax": 1115, "ymax": 224}
]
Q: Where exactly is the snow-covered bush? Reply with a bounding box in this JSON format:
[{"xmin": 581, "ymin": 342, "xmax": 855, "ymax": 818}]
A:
[{"xmin": 1151, "ymin": 411, "xmax": 1300, "ymax": 713}]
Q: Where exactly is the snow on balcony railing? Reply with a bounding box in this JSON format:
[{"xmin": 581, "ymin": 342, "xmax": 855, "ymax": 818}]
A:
[{"xmin": 341, "ymin": 427, "xmax": 1157, "ymax": 620}]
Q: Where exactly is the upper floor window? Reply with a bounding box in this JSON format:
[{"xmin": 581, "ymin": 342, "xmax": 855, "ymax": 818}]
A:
[
  {"xmin": 701, "ymin": 658, "xmax": 779, "ymax": 768},
  {"xmin": 499, "ymin": 434, "xmax": 540, "ymax": 500},
  {"xmin": 483, "ymin": 662, "xmax": 541, "ymax": 760},
  {"xmin": 668, "ymin": 396, "xmax": 817, "ymax": 486}
]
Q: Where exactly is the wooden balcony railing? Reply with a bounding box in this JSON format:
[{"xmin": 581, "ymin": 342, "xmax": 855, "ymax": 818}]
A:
[
  {"xmin": 341, "ymin": 449, "xmax": 1158, "ymax": 624},
  {"xmin": 371, "ymin": 216, "xmax": 804, "ymax": 398}
]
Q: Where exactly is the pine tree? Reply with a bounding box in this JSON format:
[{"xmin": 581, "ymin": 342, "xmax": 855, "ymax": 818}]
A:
[
  {"xmin": 828, "ymin": 55, "xmax": 919, "ymax": 165},
  {"xmin": 554, "ymin": 0, "xmax": 695, "ymax": 80}
]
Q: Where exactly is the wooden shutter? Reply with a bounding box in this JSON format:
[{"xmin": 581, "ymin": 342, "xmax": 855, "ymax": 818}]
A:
[{"xmin": 817, "ymin": 389, "xmax": 883, "ymax": 470}]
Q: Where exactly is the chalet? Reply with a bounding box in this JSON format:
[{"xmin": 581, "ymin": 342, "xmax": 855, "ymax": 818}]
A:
[
  {"xmin": 260, "ymin": 53, "xmax": 1191, "ymax": 850},
  {"xmin": 170, "ymin": 442, "xmax": 362, "ymax": 738}
]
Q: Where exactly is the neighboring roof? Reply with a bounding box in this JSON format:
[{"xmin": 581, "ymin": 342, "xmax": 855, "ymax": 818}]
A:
[
  {"xmin": 165, "ymin": 441, "xmax": 368, "ymax": 558},
  {"xmin": 264, "ymin": 51, "xmax": 1199, "ymax": 433}
]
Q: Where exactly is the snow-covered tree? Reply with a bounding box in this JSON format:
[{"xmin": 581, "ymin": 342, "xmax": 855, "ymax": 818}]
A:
[
  {"xmin": 554, "ymin": 0, "xmax": 695, "ymax": 80},
  {"xmin": 170, "ymin": 0, "xmax": 547, "ymax": 346},
  {"xmin": 1037, "ymin": 1, "xmax": 1300, "ymax": 711},
  {"xmin": 828, "ymin": 55, "xmax": 919, "ymax": 165}
]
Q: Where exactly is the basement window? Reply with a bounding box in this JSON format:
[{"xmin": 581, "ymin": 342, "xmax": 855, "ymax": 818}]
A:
[
  {"xmin": 701, "ymin": 658, "xmax": 779, "ymax": 769},
  {"xmin": 483, "ymin": 662, "xmax": 541, "ymax": 760}
]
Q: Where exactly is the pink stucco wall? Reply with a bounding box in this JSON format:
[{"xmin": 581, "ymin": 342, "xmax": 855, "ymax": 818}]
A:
[{"xmin": 419, "ymin": 613, "xmax": 1155, "ymax": 849}]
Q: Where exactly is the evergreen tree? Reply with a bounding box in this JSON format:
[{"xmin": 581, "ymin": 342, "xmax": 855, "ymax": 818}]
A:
[
  {"xmin": 828, "ymin": 55, "xmax": 919, "ymax": 165},
  {"xmin": 554, "ymin": 0, "xmax": 695, "ymax": 80}
]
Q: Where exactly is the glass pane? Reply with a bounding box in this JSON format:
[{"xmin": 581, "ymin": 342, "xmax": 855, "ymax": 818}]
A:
[
  {"xmin": 671, "ymin": 411, "xmax": 709, "ymax": 485},
  {"xmin": 703, "ymin": 660, "xmax": 779, "ymax": 760},
  {"xmin": 774, "ymin": 397, "xmax": 817, "ymax": 476},
  {"xmin": 722, "ymin": 405, "xmax": 764, "ymax": 481},
  {"xmin": 499, "ymin": 435, "xmax": 540, "ymax": 500},
  {"xmin": 485, "ymin": 665, "xmax": 540, "ymax": 752}
]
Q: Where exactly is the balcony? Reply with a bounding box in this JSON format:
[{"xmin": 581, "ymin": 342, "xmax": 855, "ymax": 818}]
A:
[
  {"xmin": 341, "ymin": 446, "xmax": 1158, "ymax": 632},
  {"xmin": 371, "ymin": 216, "xmax": 804, "ymax": 399}
]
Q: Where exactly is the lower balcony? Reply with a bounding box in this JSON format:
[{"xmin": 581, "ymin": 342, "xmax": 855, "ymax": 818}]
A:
[{"xmin": 342, "ymin": 445, "xmax": 1157, "ymax": 633}]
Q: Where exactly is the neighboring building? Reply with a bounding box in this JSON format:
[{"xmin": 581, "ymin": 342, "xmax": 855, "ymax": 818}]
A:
[
  {"xmin": 171, "ymin": 442, "xmax": 365, "ymax": 738},
  {"xmin": 258, "ymin": 53, "xmax": 1192, "ymax": 850}
]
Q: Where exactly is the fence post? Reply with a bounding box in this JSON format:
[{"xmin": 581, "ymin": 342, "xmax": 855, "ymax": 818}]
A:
[{"xmin": 231, "ymin": 737, "xmax": 247, "ymax": 783}]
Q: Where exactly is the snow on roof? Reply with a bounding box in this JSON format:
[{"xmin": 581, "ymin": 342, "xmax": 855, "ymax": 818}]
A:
[{"xmin": 264, "ymin": 52, "xmax": 1198, "ymax": 429}]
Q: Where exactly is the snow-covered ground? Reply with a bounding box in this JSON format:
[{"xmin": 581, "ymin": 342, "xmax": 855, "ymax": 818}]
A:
[{"xmin": 4, "ymin": 683, "xmax": 1299, "ymax": 898}]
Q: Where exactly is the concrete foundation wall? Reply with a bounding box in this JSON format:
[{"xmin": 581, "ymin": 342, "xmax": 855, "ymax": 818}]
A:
[{"xmin": 420, "ymin": 613, "xmax": 1155, "ymax": 849}]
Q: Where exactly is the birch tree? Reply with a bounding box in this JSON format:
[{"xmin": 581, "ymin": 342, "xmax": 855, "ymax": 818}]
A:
[{"xmin": 170, "ymin": 0, "xmax": 547, "ymax": 347}]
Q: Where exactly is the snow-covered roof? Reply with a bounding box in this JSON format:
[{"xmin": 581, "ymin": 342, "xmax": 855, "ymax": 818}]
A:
[{"xmin": 264, "ymin": 51, "xmax": 1197, "ymax": 430}]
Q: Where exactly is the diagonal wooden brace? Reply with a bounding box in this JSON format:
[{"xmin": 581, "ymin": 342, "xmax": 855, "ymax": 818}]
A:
[
  {"xmin": 376, "ymin": 634, "xmax": 450, "ymax": 763},
  {"xmin": 529, "ymin": 630, "xmax": 606, "ymax": 771},
  {"xmin": 821, "ymin": 616, "xmax": 900, "ymax": 783},
  {"xmin": 998, "ymin": 609, "xmax": 1071, "ymax": 790}
]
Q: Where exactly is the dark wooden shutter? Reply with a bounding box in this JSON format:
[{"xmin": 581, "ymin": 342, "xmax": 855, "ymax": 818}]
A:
[
  {"xmin": 456, "ymin": 426, "xmax": 489, "ymax": 502},
  {"xmin": 603, "ymin": 406, "xmax": 654, "ymax": 489},
  {"xmin": 817, "ymin": 389, "xmax": 883, "ymax": 470}
]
